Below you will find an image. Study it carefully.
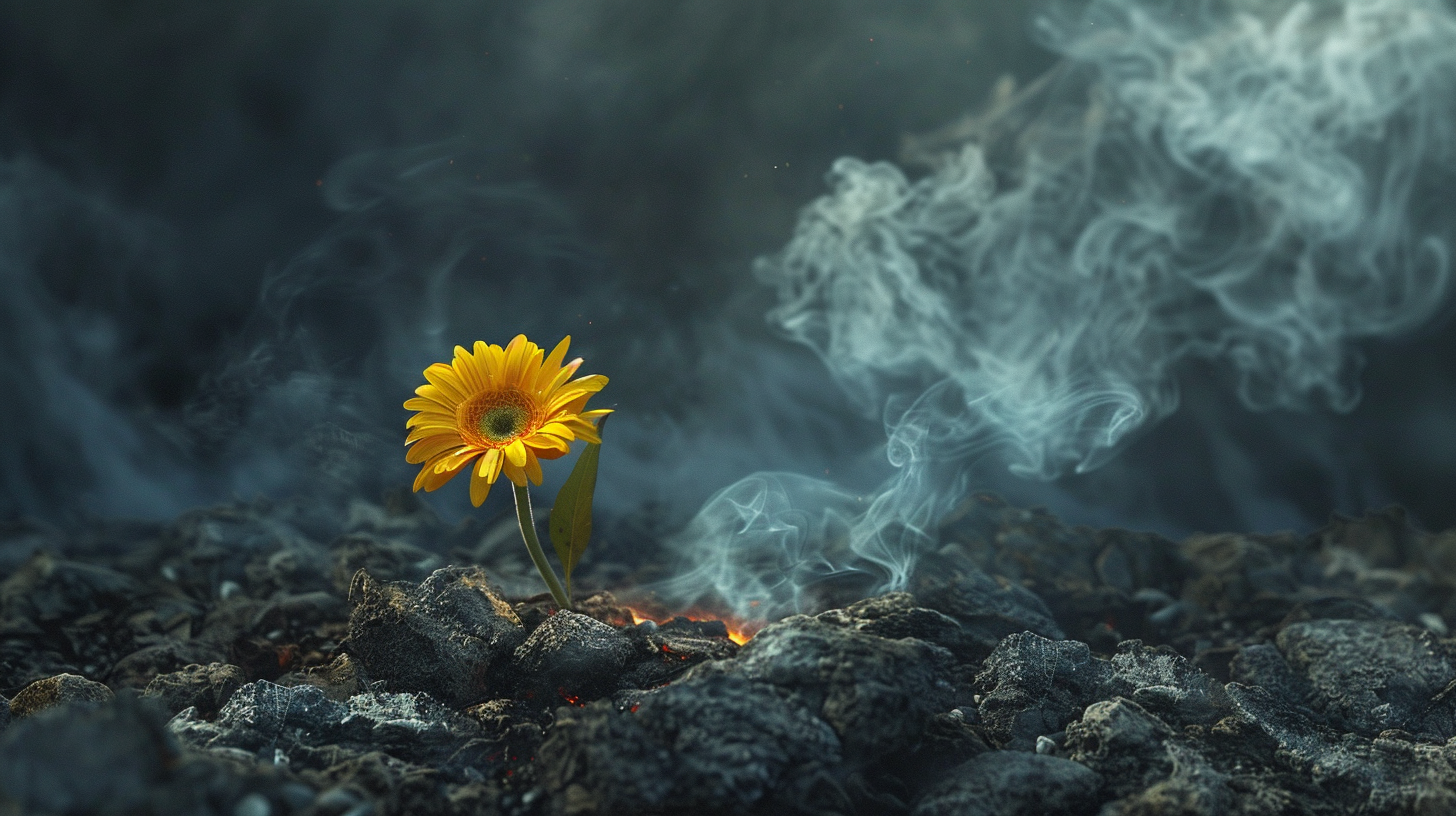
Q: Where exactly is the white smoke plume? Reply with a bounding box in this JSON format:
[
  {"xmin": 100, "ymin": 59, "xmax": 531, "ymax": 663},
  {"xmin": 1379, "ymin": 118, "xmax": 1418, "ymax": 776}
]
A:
[{"xmin": 670, "ymin": 0, "xmax": 1456, "ymax": 619}]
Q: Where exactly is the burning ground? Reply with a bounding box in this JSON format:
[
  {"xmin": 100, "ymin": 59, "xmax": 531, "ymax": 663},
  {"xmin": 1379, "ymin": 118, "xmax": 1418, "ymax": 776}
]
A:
[{"xmin": 3, "ymin": 492, "xmax": 1456, "ymax": 815}]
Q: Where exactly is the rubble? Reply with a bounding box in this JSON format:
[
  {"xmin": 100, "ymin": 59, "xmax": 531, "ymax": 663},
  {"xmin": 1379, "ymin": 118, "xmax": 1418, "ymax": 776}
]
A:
[{"xmin": 0, "ymin": 494, "xmax": 1454, "ymax": 814}]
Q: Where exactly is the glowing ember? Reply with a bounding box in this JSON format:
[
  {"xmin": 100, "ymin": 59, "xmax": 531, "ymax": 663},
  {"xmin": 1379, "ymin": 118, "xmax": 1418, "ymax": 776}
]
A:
[{"xmin": 626, "ymin": 607, "xmax": 759, "ymax": 645}]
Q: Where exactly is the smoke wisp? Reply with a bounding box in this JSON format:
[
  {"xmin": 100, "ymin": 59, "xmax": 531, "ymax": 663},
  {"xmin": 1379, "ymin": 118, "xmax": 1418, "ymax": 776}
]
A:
[{"xmin": 672, "ymin": 0, "xmax": 1456, "ymax": 618}]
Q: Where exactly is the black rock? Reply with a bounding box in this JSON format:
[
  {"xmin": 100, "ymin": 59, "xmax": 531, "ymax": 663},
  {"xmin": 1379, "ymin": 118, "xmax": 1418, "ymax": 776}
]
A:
[
  {"xmin": 108, "ymin": 641, "xmax": 229, "ymax": 690},
  {"xmin": 1274, "ymin": 618, "xmax": 1456, "ymax": 739},
  {"xmin": 0, "ymin": 693, "xmax": 305, "ymax": 815},
  {"xmin": 911, "ymin": 751, "xmax": 1102, "ymax": 816},
  {"xmin": 346, "ymin": 565, "xmax": 525, "ymax": 708},
  {"xmin": 0, "ymin": 694, "xmax": 179, "ymax": 814},
  {"xmin": 512, "ymin": 610, "xmax": 633, "ymax": 704},
  {"xmin": 816, "ymin": 591, "xmax": 985, "ymax": 663},
  {"xmin": 976, "ymin": 633, "xmax": 1110, "ymax": 750},
  {"xmin": 171, "ymin": 680, "xmax": 494, "ymax": 778},
  {"xmin": 142, "ymin": 662, "xmax": 246, "ymax": 719},
  {"xmin": 618, "ymin": 616, "xmax": 739, "ymax": 689},
  {"xmin": 9, "ymin": 673, "xmax": 115, "ymax": 718},
  {"xmin": 1104, "ymin": 640, "xmax": 1227, "ymax": 726},
  {"xmin": 0, "ymin": 552, "xmax": 139, "ymax": 625},
  {"xmin": 1225, "ymin": 682, "xmax": 1456, "ymax": 812},
  {"xmin": 277, "ymin": 652, "xmax": 369, "ymax": 701},
  {"xmin": 536, "ymin": 672, "xmax": 843, "ymax": 816},
  {"xmin": 732, "ymin": 614, "xmax": 957, "ymax": 764},
  {"xmin": 1064, "ymin": 698, "xmax": 1176, "ymax": 799},
  {"xmin": 914, "ymin": 566, "xmax": 1065, "ymax": 660}
]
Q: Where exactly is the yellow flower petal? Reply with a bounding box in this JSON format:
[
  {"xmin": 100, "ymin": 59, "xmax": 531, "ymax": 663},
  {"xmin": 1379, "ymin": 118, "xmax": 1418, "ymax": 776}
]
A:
[
  {"xmin": 471, "ymin": 341, "xmax": 496, "ymax": 388},
  {"xmin": 502, "ymin": 461, "xmax": 528, "ymax": 486},
  {"xmin": 541, "ymin": 358, "xmax": 583, "ymax": 398},
  {"xmin": 524, "ymin": 451, "xmax": 543, "ymax": 485},
  {"xmin": 405, "ymin": 410, "xmax": 456, "ymax": 428},
  {"xmin": 504, "ymin": 439, "xmax": 528, "ymax": 467},
  {"xmin": 568, "ymin": 423, "xmax": 601, "ymax": 445},
  {"xmin": 547, "ymin": 375, "xmax": 608, "ymax": 413},
  {"xmin": 453, "ymin": 345, "xmax": 484, "ymax": 392},
  {"xmin": 406, "ymin": 434, "xmax": 464, "ymax": 464},
  {"xmin": 418, "ymin": 449, "xmax": 477, "ymax": 491},
  {"xmin": 469, "ymin": 464, "xmax": 493, "ymax": 507},
  {"xmin": 537, "ymin": 422, "xmax": 576, "ymax": 441},
  {"xmin": 502, "ymin": 334, "xmax": 528, "ymax": 386},
  {"xmin": 423, "ymin": 362, "xmax": 468, "ymax": 402},
  {"xmin": 528, "ymin": 433, "xmax": 570, "ymax": 454},
  {"xmin": 404, "ymin": 395, "xmax": 453, "ymax": 412},
  {"xmin": 406, "ymin": 425, "xmax": 459, "ymax": 444},
  {"xmin": 414, "ymin": 383, "xmax": 461, "ymax": 408},
  {"xmin": 534, "ymin": 336, "xmax": 571, "ymax": 393},
  {"xmin": 483, "ymin": 343, "xmax": 506, "ymax": 379},
  {"xmin": 432, "ymin": 447, "xmax": 480, "ymax": 474}
]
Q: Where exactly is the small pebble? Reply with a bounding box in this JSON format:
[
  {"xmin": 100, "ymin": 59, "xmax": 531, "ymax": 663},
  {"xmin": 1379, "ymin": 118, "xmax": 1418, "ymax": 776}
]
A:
[
  {"xmin": 233, "ymin": 793, "xmax": 271, "ymax": 816},
  {"xmin": 314, "ymin": 787, "xmax": 362, "ymax": 812},
  {"xmin": 219, "ymin": 580, "xmax": 243, "ymax": 600},
  {"xmin": 1419, "ymin": 613, "xmax": 1448, "ymax": 636},
  {"xmin": 279, "ymin": 784, "xmax": 316, "ymax": 809},
  {"xmin": 1035, "ymin": 735, "xmax": 1057, "ymax": 755}
]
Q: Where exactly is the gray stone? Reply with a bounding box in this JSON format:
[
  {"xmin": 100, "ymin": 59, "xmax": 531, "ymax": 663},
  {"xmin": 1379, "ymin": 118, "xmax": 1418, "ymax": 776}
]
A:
[
  {"xmin": 346, "ymin": 565, "xmax": 525, "ymax": 708},
  {"xmin": 912, "ymin": 751, "xmax": 1102, "ymax": 816}
]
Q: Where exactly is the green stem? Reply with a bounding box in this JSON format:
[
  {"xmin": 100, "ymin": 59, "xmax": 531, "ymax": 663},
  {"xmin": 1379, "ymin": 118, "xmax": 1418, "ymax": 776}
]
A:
[{"xmin": 513, "ymin": 482, "xmax": 571, "ymax": 611}]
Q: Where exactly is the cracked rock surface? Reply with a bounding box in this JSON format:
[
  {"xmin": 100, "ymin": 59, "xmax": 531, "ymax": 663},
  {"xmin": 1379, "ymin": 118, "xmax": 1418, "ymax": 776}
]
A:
[{"xmin": 2, "ymin": 495, "xmax": 1456, "ymax": 814}]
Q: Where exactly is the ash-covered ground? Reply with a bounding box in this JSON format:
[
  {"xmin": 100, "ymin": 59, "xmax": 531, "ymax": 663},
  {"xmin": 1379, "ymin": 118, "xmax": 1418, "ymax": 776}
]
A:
[{"xmin": 4, "ymin": 492, "xmax": 1456, "ymax": 815}]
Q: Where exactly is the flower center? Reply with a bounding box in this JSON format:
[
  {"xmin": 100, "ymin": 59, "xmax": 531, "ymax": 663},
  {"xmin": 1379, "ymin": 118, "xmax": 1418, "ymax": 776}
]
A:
[
  {"xmin": 457, "ymin": 388, "xmax": 540, "ymax": 447},
  {"xmin": 481, "ymin": 404, "xmax": 528, "ymax": 441}
]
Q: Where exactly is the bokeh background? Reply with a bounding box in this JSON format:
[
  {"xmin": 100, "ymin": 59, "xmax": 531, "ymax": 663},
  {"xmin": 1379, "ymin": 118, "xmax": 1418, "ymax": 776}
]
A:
[{"xmin": 2, "ymin": 0, "xmax": 1455, "ymax": 612}]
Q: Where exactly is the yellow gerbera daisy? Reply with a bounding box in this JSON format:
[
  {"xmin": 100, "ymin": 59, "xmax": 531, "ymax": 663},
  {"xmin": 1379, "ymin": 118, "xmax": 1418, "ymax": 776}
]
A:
[{"xmin": 405, "ymin": 334, "xmax": 611, "ymax": 506}]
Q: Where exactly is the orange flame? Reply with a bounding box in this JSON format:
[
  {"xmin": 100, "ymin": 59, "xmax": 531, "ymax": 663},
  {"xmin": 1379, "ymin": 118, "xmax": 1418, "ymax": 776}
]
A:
[{"xmin": 626, "ymin": 607, "xmax": 760, "ymax": 645}]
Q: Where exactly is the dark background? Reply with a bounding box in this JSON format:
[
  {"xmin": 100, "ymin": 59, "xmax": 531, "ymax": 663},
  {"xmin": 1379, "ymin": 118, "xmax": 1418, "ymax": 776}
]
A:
[{"xmin": 0, "ymin": 0, "xmax": 1453, "ymax": 555}]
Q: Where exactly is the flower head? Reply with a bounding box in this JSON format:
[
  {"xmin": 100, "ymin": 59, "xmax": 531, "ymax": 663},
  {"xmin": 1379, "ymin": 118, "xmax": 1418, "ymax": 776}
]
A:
[{"xmin": 405, "ymin": 335, "xmax": 611, "ymax": 506}]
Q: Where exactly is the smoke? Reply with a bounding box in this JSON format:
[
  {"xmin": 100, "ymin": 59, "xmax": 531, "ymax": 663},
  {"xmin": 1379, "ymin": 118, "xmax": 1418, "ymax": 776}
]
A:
[
  {"xmin": 0, "ymin": 158, "xmax": 202, "ymax": 519},
  {"xmin": 671, "ymin": 0, "xmax": 1456, "ymax": 618},
  {"xmin": 5, "ymin": 0, "xmax": 1456, "ymax": 626}
]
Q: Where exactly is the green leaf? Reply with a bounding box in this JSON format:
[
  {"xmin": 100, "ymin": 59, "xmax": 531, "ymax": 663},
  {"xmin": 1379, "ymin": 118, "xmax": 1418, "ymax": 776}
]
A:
[{"xmin": 548, "ymin": 416, "xmax": 606, "ymax": 599}]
